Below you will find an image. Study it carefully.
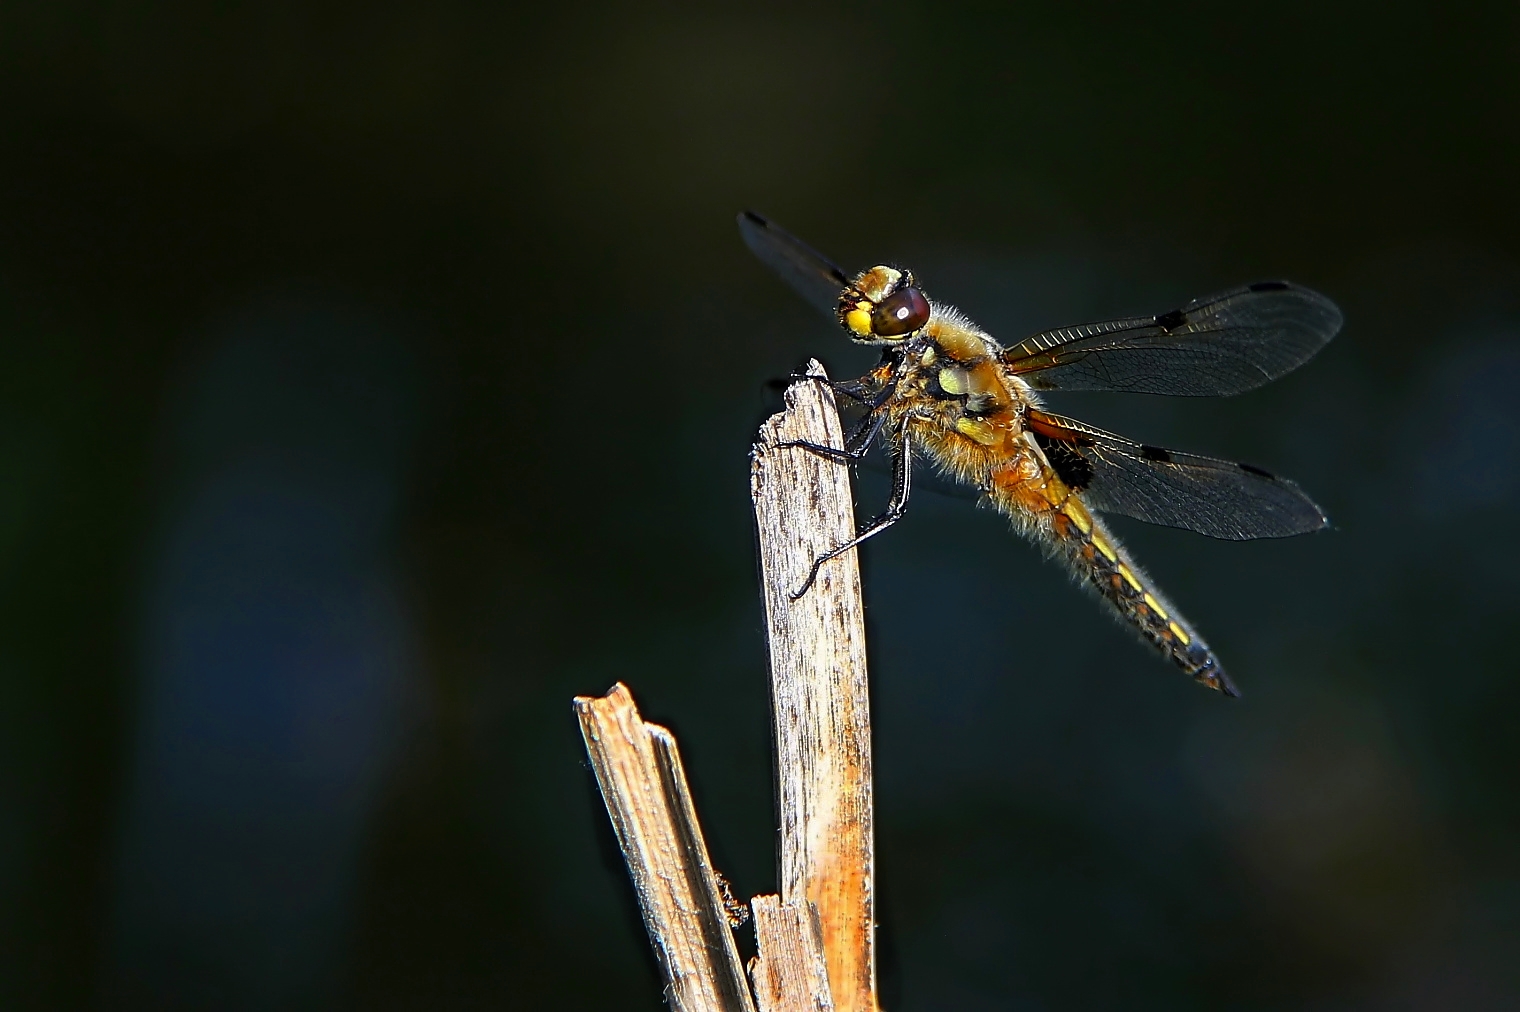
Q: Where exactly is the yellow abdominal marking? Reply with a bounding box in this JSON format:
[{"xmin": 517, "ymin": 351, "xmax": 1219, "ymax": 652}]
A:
[
  {"xmin": 1168, "ymin": 621, "xmax": 1191, "ymax": 645},
  {"xmin": 955, "ymin": 417, "xmax": 999, "ymax": 445},
  {"xmin": 1091, "ymin": 530, "xmax": 1118, "ymax": 562},
  {"xmin": 1142, "ymin": 592, "xmax": 1169, "ymax": 620},
  {"xmin": 1118, "ymin": 564, "xmax": 1143, "ymax": 592},
  {"xmin": 1062, "ymin": 500, "xmax": 1093, "ymax": 535}
]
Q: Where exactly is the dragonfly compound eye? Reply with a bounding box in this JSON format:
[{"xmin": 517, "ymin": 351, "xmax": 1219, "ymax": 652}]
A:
[{"xmin": 871, "ymin": 286, "xmax": 931, "ymax": 337}]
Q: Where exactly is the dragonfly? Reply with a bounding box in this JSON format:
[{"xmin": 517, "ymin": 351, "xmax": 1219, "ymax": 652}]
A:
[{"xmin": 739, "ymin": 211, "xmax": 1342, "ymax": 695}]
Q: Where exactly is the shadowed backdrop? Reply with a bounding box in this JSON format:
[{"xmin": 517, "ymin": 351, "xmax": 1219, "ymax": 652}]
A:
[{"xmin": 1, "ymin": 2, "xmax": 1517, "ymax": 1008}]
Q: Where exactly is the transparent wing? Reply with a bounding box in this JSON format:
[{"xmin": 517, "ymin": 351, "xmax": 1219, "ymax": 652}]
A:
[
  {"xmin": 1005, "ymin": 282, "xmax": 1342, "ymax": 396},
  {"xmin": 1026, "ymin": 409, "xmax": 1328, "ymax": 539},
  {"xmin": 737, "ymin": 211, "xmax": 850, "ymax": 319}
]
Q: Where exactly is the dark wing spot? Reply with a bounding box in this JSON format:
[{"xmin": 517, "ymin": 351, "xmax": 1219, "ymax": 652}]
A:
[
  {"xmin": 1032, "ymin": 431, "xmax": 1096, "ymax": 490},
  {"xmin": 745, "ymin": 210, "xmax": 849, "ymax": 287},
  {"xmin": 1248, "ymin": 281, "xmax": 1290, "ymax": 292},
  {"xmin": 1139, "ymin": 445, "xmax": 1173, "ymax": 462},
  {"xmin": 1155, "ymin": 308, "xmax": 1187, "ymax": 332},
  {"xmin": 1238, "ymin": 462, "xmax": 1275, "ymax": 478}
]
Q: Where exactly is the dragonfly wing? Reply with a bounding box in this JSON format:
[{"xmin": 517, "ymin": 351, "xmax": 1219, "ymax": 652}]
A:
[
  {"xmin": 737, "ymin": 211, "xmax": 851, "ymax": 319},
  {"xmin": 1005, "ymin": 282, "xmax": 1342, "ymax": 396},
  {"xmin": 1026, "ymin": 410, "xmax": 1328, "ymax": 539}
]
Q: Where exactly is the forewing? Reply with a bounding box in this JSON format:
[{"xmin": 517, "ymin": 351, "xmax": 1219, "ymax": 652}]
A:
[
  {"xmin": 738, "ymin": 211, "xmax": 850, "ymax": 319},
  {"xmin": 1027, "ymin": 410, "xmax": 1328, "ymax": 539},
  {"xmin": 1005, "ymin": 282, "xmax": 1342, "ymax": 396}
]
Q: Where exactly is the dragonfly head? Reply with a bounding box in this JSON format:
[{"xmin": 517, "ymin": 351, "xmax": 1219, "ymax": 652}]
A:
[{"xmin": 839, "ymin": 265, "xmax": 931, "ymax": 345}]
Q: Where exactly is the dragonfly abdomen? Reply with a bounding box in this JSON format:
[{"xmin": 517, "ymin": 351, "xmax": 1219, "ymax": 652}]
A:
[{"xmin": 1049, "ymin": 498, "xmax": 1236, "ymax": 696}]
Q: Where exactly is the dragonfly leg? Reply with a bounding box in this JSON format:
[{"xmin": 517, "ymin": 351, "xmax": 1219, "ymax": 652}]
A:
[
  {"xmin": 777, "ymin": 404, "xmax": 888, "ymax": 462},
  {"xmin": 790, "ymin": 424, "xmax": 913, "ymax": 599},
  {"xmin": 828, "ymin": 377, "xmax": 877, "ymax": 404},
  {"xmin": 766, "ymin": 373, "xmax": 878, "ymax": 405}
]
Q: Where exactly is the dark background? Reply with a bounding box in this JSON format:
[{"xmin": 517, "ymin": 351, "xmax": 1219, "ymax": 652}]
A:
[{"xmin": 3, "ymin": 2, "xmax": 1518, "ymax": 1008}]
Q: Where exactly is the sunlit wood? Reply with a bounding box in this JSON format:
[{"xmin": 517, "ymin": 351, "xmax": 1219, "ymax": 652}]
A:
[
  {"xmin": 751, "ymin": 361, "xmax": 878, "ymax": 1012},
  {"xmin": 749, "ymin": 895, "xmax": 835, "ymax": 1012},
  {"xmin": 574, "ymin": 683, "xmax": 756, "ymax": 1012}
]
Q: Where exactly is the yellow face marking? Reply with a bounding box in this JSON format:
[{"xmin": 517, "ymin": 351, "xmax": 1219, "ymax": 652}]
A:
[
  {"xmin": 845, "ymin": 305, "xmax": 873, "ymax": 336},
  {"xmin": 1142, "ymin": 592, "xmax": 1170, "ymax": 620},
  {"xmin": 1091, "ymin": 530, "xmax": 1118, "ymax": 562},
  {"xmin": 1167, "ymin": 621, "xmax": 1191, "ymax": 645},
  {"xmin": 938, "ymin": 368, "xmax": 969, "ymax": 395},
  {"xmin": 1118, "ymin": 564, "xmax": 1143, "ymax": 593},
  {"xmin": 955, "ymin": 417, "xmax": 999, "ymax": 445}
]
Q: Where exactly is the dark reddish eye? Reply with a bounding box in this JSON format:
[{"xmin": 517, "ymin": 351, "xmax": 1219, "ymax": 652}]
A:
[{"xmin": 871, "ymin": 287, "xmax": 930, "ymax": 337}]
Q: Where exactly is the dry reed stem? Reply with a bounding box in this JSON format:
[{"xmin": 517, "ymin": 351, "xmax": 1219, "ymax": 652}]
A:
[
  {"xmin": 574, "ymin": 683, "xmax": 756, "ymax": 1012},
  {"xmin": 749, "ymin": 894, "xmax": 836, "ymax": 1012},
  {"xmin": 750, "ymin": 361, "xmax": 878, "ymax": 1012}
]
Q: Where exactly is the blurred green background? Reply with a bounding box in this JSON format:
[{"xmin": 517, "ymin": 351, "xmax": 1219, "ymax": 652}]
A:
[{"xmin": 2, "ymin": 2, "xmax": 1518, "ymax": 1008}]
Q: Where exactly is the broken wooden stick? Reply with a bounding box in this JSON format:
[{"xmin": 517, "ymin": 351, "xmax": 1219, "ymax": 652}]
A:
[
  {"xmin": 573, "ymin": 684, "xmax": 756, "ymax": 1012},
  {"xmin": 750, "ymin": 360, "xmax": 878, "ymax": 1012},
  {"xmin": 576, "ymin": 359, "xmax": 876, "ymax": 1010},
  {"xmin": 748, "ymin": 895, "xmax": 836, "ymax": 1012}
]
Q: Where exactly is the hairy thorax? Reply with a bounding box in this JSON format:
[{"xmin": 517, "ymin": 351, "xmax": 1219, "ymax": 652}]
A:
[{"xmin": 882, "ymin": 308, "xmax": 1074, "ymax": 520}]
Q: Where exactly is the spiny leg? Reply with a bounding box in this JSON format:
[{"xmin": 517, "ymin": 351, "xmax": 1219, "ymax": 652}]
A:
[
  {"xmin": 766, "ymin": 372, "xmax": 880, "ymax": 405},
  {"xmin": 789, "ymin": 423, "xmax": 913, "ymax": 599},
  {"xmin": 829, "ymin": 377, "xmax": 879, "ymax": 405},
  {"xmin": 777, "ymin": 403, "xmax": 889, "ymax": 463}
]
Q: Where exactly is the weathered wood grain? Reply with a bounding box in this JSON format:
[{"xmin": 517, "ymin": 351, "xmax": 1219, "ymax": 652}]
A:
[
  {"xmin": 751, "ymin": 361, "xmax": 878, "ymax": 1012},
  {"xmin": 749, "ymin": 895, "xmax": 835, "ymax": 1012},
  {"xmin": 574, "ymin": 683, "xmax": 756, "ymax": 1012}
]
